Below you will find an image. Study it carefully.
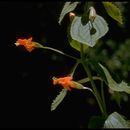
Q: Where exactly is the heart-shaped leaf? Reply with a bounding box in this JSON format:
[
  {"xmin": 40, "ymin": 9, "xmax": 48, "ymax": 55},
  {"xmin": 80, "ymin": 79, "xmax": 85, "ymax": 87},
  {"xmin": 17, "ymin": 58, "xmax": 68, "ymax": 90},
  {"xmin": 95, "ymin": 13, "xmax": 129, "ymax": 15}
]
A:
[
  {"xmin": 103, "ymin": 2, "xmax": 123, "ymax": 24},
  {"xmin": 104, "ymin": 112, "xmax": 130, "ymax": 128},
  {"xmin": 51, "ymin": 88, "xmax": 67, "ymax": 111},
  {"xmin": 70, "ymin": 15, "xmax": 109, "ymax": 47},
  {"xmin": 58, "ymin": 2, "xmax": 79, "ymax": 24},
  {"xmin": 67, "ymin": 20, "xmax": 88, "ymax": 52}
]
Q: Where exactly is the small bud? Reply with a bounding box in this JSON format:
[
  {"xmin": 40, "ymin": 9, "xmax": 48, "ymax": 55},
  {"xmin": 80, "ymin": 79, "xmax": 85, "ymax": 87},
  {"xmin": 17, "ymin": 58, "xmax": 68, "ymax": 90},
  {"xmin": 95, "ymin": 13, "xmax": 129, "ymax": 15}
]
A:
[
  {"xmin": 69, "ymin": 12, "xmax": 75, "ymax": 17},
  {"xmin": 69, "ymin": 12, "xmax": 76, "ymax": 21},
  {"xmin": 89, "ymin": 6, "xmax": 96, "ymax": 22}
]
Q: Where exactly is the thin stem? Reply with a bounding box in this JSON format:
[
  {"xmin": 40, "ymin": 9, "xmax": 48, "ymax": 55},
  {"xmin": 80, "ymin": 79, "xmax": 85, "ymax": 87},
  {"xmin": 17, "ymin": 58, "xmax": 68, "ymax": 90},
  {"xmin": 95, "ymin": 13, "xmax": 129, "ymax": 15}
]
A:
[
  {"xmin": 77, "ymin": 76, "xmax": 102, "ymax": 84},
  {"xmin": 84, "ymin": 87, "xmax": 94, "ymax": 94},
  {"xmin": 101, "ymin": 80, "xmax": 107, "ymax": 116},
  {"xmin": 80, "ymin": 44, "xmax": 106, "ymax": 116},
  {"xmin": 70, "ymin": 60, "xmax": 80, "ymax": 77},
  {"xmin": 36, "ymin": 43, "xmax": 78, "ymax": 60},
  {"xmin": 82, "ymin": 61, "xmax": 105, "ymax": 115}
]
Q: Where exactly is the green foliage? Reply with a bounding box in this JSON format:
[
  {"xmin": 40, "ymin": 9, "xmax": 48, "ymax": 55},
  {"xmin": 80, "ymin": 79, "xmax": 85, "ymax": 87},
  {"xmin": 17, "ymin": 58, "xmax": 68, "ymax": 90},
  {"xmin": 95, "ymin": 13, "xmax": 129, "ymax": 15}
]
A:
[
  {"xmin": 89, "ymin": 59, "xmax": 107, "ymax": 83},
  {"xmin": 15, "ymin": 1, "xmax": 130, "ymax": 128},
  {"xmin": 69, "ymin": 39, "xmax": 88, "ymax": 52},
  {"xmin": 110, "ymin": 91, "xmax": 128, "ymax": 107},
  {"xmin": 104, "ymin": 112, "xmax": 130, "ymax": 128},
  {"xmin": 70, "ymin": 15, "xmax": 109, "ymax": 47},
  {"xmin": 88, "ymin": 116, "xmax": 106, "ymax": 128},
  {"xmin": 87, "ymin": 39, "xmax": 130, "ymax": 81},
  {"xmin": 99, "ymin": 64, "xmax": 130, "ymax": 94},
  {"xmin": 67, "ymin": 20, "xmax": 88, "ymax": 52},
  {"xmin": 52, "ymin": 2, "xmax": 130, "ymax": 128},
  {"xmin": 103, "ymin": 2, "xmax": 123, "ymax": 24},
  {"xmin": 58, "ymin": 2, "xmax": 79, "ymax": 24},
  {"xmin": 51, "ymin": 88, "xmax": 67, "ymax": 111}
]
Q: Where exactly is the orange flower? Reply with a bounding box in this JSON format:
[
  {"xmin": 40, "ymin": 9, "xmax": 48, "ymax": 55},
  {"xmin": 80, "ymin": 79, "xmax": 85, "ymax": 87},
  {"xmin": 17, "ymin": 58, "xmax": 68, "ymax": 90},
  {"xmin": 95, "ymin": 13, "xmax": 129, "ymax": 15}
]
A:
[
  {"xmin": 15, "ymin": 37, "xmax": 36, "ymax": 52},
  {"xmin": 53, "ymin": 76, "xmax": 76, "ymax": 91}
]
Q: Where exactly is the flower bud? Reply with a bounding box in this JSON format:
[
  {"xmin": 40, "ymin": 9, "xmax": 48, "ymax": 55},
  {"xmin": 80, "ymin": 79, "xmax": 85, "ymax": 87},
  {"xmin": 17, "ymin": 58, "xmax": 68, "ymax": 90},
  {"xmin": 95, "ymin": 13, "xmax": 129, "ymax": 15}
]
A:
[
  {"xmin": 89, "ymin": 6, "xmax": 96, "ymax": 22},
  {"xmin": 69, "ymin": 12, "xmax": 76, "ymax": 22}
]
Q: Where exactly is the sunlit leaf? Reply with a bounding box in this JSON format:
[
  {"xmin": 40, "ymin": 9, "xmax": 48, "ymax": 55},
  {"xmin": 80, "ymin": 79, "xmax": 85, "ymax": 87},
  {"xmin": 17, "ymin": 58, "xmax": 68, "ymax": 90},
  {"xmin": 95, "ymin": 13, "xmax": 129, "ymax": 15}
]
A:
[
  {"xmin": 67, "ymin": 20, "xmax": 88, "ymax": 52},
  {"xmin": 58, "ymin": 2, "xmax": 79, "ymax": 24},
  {"xmin": 70, "ymin": 15, "xmax": 109, "ymax": 47},
  {"xmin": 99, "ymin": 64, "xmax": 130, "ymax": 94},
  {"xmin": 51, "ymin": 88, "xmax": 67, "ymax": 111},
  {"xmin": 103, "ymin": 2, "xmax": 123, "ymax": 24},
  {"xmin": 104, "ymin": 112, "xmax": 130, "ymax": 128}
]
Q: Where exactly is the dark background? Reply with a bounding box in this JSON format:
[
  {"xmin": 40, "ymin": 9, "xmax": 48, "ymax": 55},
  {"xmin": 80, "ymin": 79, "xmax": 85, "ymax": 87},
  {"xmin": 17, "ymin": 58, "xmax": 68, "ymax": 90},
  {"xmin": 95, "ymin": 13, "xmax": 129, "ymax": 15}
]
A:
[{"xmin": 0, "ymin": 1, "xmax": 130, "ymax": 128}]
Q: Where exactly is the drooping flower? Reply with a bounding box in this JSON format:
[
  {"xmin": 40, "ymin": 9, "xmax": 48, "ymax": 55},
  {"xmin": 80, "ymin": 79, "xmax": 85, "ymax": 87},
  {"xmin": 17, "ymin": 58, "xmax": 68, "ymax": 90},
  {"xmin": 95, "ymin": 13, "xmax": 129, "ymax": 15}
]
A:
[
  {"xmin": 15, "ymin": 37, "xmax": 37, "ymax": 52},
  {"xmin": 52, "ymin": 76, "xmax": 76, "ymax": 91}
]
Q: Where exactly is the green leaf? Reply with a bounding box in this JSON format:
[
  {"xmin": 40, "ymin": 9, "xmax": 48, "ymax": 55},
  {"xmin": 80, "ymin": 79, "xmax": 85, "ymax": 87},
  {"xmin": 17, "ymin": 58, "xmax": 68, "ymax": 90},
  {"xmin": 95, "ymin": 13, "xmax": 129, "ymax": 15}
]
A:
[
  {"xmin": 88, "ymin": 116, "xmax": 106, "ymax": 128},
  {"xmin": 58, "ymin": 2, "xmax": 79, "ymax": 24},
  {"xmin": 103, "ymin": 2, "xmax": 123, "ymax": 24},
  {"xmin": 104, "ymin": 112, "xmax": 130, "ymax": 128},
  {"xmin": 69, "ymin": 38, "xmax": 81, "ymax": 52},
  {"xmin": 69, "ymin": 39, "xmax": 88, "ymax": 52},
  {"xmin": 70, "ymin": 15, "xmax": 109, "ymax": 47},
  {"xmin": 51, "ymin": 88, "xmax": 67, "ymax": 111},
  {"xmin": 99, "ymin": 64, "xmax": 130, "ymax": 94}
]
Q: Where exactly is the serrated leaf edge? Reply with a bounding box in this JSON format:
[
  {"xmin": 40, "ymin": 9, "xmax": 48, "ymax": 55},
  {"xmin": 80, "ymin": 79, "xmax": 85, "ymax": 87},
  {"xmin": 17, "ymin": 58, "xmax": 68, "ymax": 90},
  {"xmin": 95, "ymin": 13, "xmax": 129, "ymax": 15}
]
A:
[
  {"xmin": 51, "ymin": 88, "xmax": 68, "ymax": 111},
  {"xmin": 103, "ymin": 2, "xmax": 123, "ymax": 24}
]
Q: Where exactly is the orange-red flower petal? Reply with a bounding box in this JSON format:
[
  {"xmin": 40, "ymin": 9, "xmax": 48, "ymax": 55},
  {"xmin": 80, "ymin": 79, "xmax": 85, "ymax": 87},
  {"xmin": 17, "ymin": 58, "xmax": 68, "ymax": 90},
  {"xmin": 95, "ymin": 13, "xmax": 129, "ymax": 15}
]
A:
[
  {"xmin": 15, "ymin": 37, "xmax": 36, "ymax": 52},
  {"xmin": 53, "ymin": 76, "xmax": 76, "ymax": 91}
]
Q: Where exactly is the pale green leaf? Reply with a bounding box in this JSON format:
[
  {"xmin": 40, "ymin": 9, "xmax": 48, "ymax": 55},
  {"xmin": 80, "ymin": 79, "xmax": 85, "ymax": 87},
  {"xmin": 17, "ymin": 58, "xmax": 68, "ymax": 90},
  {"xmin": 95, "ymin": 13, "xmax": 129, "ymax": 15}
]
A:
[
  {"xmin": 51, "ymin": 88, "xmax": 67, "ymax": 111},
  {"xmin": 67, "ymin": 19, "xmax": 88, "ymax": 52},
  {"xmin": 58, "ymin": 2, "xmax": 79, "ymax": 24},
  {"xmin": 104, "ymin": 112, "xmax": 130, "ymax": 128},
  {"xmin": 70, "ymin": 15, "xmax": 109, "ymax": 47},
  {"xmin": 103, "ymin": 2, "xmax": 123, "ymax": 24},
  {"xmin": 99, "ymin": 64, "xmax": 130, "ymax": 94}
]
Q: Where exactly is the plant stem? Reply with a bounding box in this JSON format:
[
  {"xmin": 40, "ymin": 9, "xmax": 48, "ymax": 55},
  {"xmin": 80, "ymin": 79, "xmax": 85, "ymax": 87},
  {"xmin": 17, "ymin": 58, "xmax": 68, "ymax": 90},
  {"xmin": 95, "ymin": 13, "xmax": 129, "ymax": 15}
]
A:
[
  {"xmin": 77, "ymin": 76, "xmax": 102, "ymax": 84},
  {"xmin": 101, "ymin": 80, "xmax": 107, "ymax": 116},
  {"xmin": 36, "ymin": 42, "xmax": 78, "ymax": 60},
  {"xmin": 82, "ymin": 61, "xmax": 105, "ymax": 115},
  {"xmin": 70, "ymin": 60, "xmax": 80, "ymax": 77},
  {"xmin": 80, "ymin": 44, "xmax": 107, "ymax": 117}
]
